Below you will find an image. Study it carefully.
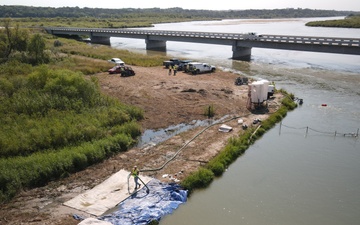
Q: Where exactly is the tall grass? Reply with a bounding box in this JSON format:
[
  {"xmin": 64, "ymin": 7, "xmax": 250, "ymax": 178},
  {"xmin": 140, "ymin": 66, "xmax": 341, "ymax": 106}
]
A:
[
  {"xmin": 46, "ymin": 36, "xmax": 168, "ymax": 67},
  {"xmin": 0, "ymin": 64, "xmax": 143, "ymax": 202}
]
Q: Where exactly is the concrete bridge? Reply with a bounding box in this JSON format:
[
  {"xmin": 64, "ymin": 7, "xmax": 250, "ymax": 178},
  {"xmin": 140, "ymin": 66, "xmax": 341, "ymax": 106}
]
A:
[{"xmin": 45, "ymin": 27, "xmax": 360, "ymax": 60}]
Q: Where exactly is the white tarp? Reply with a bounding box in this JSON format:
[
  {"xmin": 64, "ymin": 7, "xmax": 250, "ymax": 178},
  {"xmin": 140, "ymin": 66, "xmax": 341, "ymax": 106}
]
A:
[{"xmin": 64, "ymin": 169, "xmax": 152, "ymax": 216}]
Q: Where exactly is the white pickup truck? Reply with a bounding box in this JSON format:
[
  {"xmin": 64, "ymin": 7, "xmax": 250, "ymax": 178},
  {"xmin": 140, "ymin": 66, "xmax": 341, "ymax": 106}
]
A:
[{"xmin": 187, "ymin": 62, "xmax": 216, "ymax": 75}]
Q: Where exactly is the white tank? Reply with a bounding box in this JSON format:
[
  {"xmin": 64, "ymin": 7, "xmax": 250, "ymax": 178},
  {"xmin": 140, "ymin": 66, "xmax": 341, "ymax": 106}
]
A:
[
  {"xmin": 250, "ymin": 82, "xmax": 262, "ymax": 103},
  {"xmin": 250, "ymin": 79, "xmax": 270, "ymax": 103},
  {"xmin": 261, "ymin": 80, "xmax": 270, "ymax": 101}
]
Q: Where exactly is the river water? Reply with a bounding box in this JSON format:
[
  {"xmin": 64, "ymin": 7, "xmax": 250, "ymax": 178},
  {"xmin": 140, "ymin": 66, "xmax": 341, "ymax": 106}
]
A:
[{"xmin": 111, "ymin": 17, "xmax": 360, "ymax": 225}]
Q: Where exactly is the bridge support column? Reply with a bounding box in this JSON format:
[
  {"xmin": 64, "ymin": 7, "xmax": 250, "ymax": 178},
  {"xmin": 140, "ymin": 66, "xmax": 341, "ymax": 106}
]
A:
[
  {"xmin": 232, "ymin": 45, "xmax": 252, "ymax": 61},
  {"xmin": 145, "ymin": 38, "xmax": 166, "ymax": 51},
  {"xmin": 91, "ymin": 35, "xmax": 110, "ymax": 45}
]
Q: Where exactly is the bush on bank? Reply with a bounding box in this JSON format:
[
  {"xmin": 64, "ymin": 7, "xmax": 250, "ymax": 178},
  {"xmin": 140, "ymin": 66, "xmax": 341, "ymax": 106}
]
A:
[{"xmin": 181, "ymin": 94, "xmax": 297, "ymax": 194}]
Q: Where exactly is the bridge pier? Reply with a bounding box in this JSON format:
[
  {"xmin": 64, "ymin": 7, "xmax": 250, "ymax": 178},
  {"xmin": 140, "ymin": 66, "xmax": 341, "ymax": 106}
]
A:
[
  {"xmin": 90, "ymin": 35, "xmax": 111, "ymax": 45},
  {"xmin": 232, "ymin": 45, "xmax": 252, "ymax": 61},
  {"xmin": 145, "ymin": 38, "xmax": 166, "ymax": 51}
]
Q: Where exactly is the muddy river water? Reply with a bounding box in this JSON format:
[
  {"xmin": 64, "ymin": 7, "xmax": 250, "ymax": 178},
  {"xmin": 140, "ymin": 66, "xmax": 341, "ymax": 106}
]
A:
[{"xmin": 111, "ymin": 17, "xmax": 360, "ymax": 225}]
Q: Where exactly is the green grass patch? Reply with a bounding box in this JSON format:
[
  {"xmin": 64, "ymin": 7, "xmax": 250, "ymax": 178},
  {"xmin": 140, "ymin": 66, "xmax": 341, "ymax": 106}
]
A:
[
  {"xmin": 46, "ymin": 36, "xmax": 168, "ymax": 68},
  {"xmin": 306, "ymin": 15, "xmax": 360, "ymax": 28},
  {"xmin": 0, "ymin": 65, "xmax": 143, "ymax": 203}
]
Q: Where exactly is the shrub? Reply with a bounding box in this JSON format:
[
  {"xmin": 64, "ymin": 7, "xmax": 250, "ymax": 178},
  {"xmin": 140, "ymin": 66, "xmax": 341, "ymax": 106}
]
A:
[
  {"xmin": 207, "ymin": 161, "xmax": 225, "ymax": 176},
  {"xmin": 204, "ymin": 104, "xmax": 215, "ymax": 118},
  {"xmin": 181, "ymin": 168, "xmax": 214, "ymax": 194},
  {"xmin": 53, "ymin": 40, "xmax": 62, "ymax": 47}
]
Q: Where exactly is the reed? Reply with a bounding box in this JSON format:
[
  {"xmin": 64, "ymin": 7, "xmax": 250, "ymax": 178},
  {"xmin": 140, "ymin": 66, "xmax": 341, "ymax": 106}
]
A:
[{"xmin": 0, "ymin": 65, "xmax": 143, "ymax": 202}]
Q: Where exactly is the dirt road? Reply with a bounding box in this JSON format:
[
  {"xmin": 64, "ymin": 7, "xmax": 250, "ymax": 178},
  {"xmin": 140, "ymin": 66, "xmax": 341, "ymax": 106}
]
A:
[{"xmin": 0, "ymin": 66, "xmax": 282, "ymax": 224}]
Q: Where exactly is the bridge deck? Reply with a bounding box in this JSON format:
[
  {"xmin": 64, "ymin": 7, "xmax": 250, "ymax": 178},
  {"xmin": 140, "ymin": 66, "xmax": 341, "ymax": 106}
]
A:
[{"xmin": 45, "ymin": 27, "xmax": 360, "ymax": 57}]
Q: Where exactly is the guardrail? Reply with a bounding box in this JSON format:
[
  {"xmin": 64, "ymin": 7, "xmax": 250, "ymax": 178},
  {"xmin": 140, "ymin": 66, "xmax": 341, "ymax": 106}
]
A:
[{"xmin": 45, "ymin": 27, "xmax": 360, "ymax": 58}]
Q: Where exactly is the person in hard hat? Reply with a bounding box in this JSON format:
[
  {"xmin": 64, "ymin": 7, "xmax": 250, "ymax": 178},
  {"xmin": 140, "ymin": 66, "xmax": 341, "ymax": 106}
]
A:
[
  {"xmin": 131, "ymin": 166, "xmax": 141, "ymax": 189},
  {"xmin": 173, "ymin": 64, "xmax": 178, "ymax": 76},
  {"xmin": 168, "ymin": 65, "xmax": 172, "ymax": 75}
]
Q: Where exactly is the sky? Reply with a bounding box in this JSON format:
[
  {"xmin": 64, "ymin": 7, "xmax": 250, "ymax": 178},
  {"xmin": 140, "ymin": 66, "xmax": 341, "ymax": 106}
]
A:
[{"xmin": 1, "ymin": 0, "xmax": 360, "ymax": 11}]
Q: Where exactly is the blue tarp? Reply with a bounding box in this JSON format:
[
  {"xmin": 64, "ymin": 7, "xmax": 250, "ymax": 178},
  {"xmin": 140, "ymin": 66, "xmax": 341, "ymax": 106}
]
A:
[{"xmin": 99, "ymin": 179, "xmax": 187, "ymax": 225}]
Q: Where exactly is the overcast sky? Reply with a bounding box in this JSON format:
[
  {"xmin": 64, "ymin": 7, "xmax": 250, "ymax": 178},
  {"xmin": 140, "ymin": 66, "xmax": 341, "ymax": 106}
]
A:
[{"xmin": 2, "ymin": 0, "xmax": 360, "ymax": 11}]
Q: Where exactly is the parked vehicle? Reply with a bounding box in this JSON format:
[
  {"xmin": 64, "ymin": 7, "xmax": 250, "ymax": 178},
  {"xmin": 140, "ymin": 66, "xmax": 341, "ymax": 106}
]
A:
[
  {"xmin": 163, "ymin": 58, "xmax": 181, "ymax": 69},
  {"xmin": 243, "ymin": 32, "xmax": 259, "ymax": 40},
  {"xmin": 108, "ymin": 66, "xmax": 135, "ymax": 76},
  {"xmin": 108, "ymin": 58, "xmax": 125, "ymax": 66},
  {"xmin": 234, "ymin": 77, "xmax": 249, "ymax": 85},
  {"xmin": 187, "ymin": 62, "xmax": 216, "ymax": 75},
  {"xmin": 177, "ymin": 60, "xmax": 193, "ymax": 71},
  {"xmin": 163, "ymin": 58, "xmax": 193, "ymax": 70}
]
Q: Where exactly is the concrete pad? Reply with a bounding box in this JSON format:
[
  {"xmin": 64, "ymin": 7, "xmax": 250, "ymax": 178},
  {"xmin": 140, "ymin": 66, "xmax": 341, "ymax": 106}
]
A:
[{"xmin": 63, "ymin": 169, "xmax": 152, "ymax": 216}]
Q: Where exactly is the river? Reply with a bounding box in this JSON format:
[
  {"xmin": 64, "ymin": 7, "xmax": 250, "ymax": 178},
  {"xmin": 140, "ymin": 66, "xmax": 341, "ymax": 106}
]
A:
[{"xmin": 111, "ymin": 17, "xmax": 360, "ymax": 225}]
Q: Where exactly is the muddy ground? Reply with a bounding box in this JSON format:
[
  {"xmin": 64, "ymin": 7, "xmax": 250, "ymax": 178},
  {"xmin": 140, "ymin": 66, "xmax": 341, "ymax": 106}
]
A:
[{"xmin": 0, "ymin": 66, "xmax": 283, "ymax": 225}]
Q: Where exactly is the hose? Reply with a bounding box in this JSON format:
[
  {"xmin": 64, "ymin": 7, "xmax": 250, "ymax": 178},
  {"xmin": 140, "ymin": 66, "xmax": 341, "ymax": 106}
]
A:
[{"xmin": 139, "ymin": 114, "xmax": 249, "ymax": 173}]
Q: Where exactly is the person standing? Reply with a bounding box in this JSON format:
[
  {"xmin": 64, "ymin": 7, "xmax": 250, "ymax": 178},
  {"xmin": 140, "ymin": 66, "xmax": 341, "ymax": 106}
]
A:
[
  {"xmin": 173, "ymin": 64, "xmax": 178, "ymax": 76},
  {"xmin": 131, "ymin": 166, "xmax": 141, "ymax": 189},
  {"xmin": 168, "ymin": 65, "xmax": 172, "ymax": 75}
]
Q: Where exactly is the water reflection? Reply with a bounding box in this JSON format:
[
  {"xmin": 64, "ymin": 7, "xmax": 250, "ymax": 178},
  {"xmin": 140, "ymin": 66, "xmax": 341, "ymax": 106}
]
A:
[{"xmin": 137, "ymin": 116, "xmax": 231, "ymax": 148}]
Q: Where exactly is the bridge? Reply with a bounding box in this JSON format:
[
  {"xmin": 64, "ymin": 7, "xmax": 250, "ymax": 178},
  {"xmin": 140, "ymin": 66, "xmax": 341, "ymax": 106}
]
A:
[{"xmin": 45, "ymin": 27, "xmax": 360, "ymax": 60}]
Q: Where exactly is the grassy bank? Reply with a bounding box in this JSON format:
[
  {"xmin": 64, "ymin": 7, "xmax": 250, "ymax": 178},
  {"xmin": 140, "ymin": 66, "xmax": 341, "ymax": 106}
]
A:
[
  {"xmin": 45, "ymin": 35, "xmax": 168, "ymax": 69},
  {"xmin": 306, "ymin": 14, "xmax": 360, "ymax": 28},
  {"xmin": 0, "ymin": 62, "xmax": 143, "ymax": 202},
  {"xmin": 181, "ymin": 92, "xmax": 297, "ymax": 194}
]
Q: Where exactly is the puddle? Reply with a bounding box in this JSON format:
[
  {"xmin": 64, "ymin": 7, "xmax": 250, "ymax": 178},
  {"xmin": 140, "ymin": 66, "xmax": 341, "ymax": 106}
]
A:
[{"xmin": 136, "ymin": 116, "xmax": 231, "ymax": 148}]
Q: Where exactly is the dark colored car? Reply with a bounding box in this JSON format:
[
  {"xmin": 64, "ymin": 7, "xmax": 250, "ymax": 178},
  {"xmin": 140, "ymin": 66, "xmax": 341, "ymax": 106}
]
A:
[
  {"xmin": 108, "ymin": 66, "xmax": 135, "ymax": 76},
  {"xmin": 163, "ymin": 58, "xmax": 180, "ymax": 69},
  {"xmin": 177, "ymin": 60, "xmax": 193, "ymax": 71}
]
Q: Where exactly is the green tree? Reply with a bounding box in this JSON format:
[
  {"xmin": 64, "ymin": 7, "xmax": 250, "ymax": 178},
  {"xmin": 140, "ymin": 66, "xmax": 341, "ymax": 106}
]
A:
[
  {"xmin": 0, "ymin": 18, "xmax": 28, "ymax": 62},
  {"xmin": 28, "ymin": 34, "xmax": 49, "ymax": 65}
]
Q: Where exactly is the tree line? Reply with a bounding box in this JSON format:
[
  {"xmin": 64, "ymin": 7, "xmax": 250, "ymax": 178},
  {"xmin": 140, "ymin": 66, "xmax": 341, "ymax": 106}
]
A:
[{"xmin": 0, "ymin": 6, "xmax": 354, "ymax": 19}]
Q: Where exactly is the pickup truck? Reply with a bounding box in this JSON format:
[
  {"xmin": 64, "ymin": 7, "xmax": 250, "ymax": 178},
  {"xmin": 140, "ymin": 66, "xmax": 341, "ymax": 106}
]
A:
[
  {"xmin": 163, "ymin": 58, "xmax": 181, "ymax": 69},
  {"xmin": 187, "ymin": 62, "xmax": 216, "ymax": 75},
  {"xmin": 163, "ymin": 58, "xmax": 193, "ymax": 70}
]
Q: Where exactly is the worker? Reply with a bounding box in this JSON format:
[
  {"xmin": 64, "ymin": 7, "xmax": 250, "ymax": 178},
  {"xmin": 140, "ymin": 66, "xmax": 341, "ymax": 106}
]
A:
[
  {"xmin": 131, "ymin": 166, "xmax": 141, "ymax": 189},
  {"xmin": 168, "ymin": 65, "xmax": 172, "ymax": 75},
  {"xmin": 173, "ymin": 64, "xmax": 178, "ymax": 76}
]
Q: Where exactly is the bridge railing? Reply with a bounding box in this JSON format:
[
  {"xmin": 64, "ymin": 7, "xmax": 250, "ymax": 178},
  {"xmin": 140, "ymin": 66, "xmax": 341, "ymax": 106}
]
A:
[
  {"xmin": 259, "ymin": 34, "xmax": 360, "ymax": 46},
  {"xmin": 45, "ymin": 27, "xmax": 360, "ymax": 48}
]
